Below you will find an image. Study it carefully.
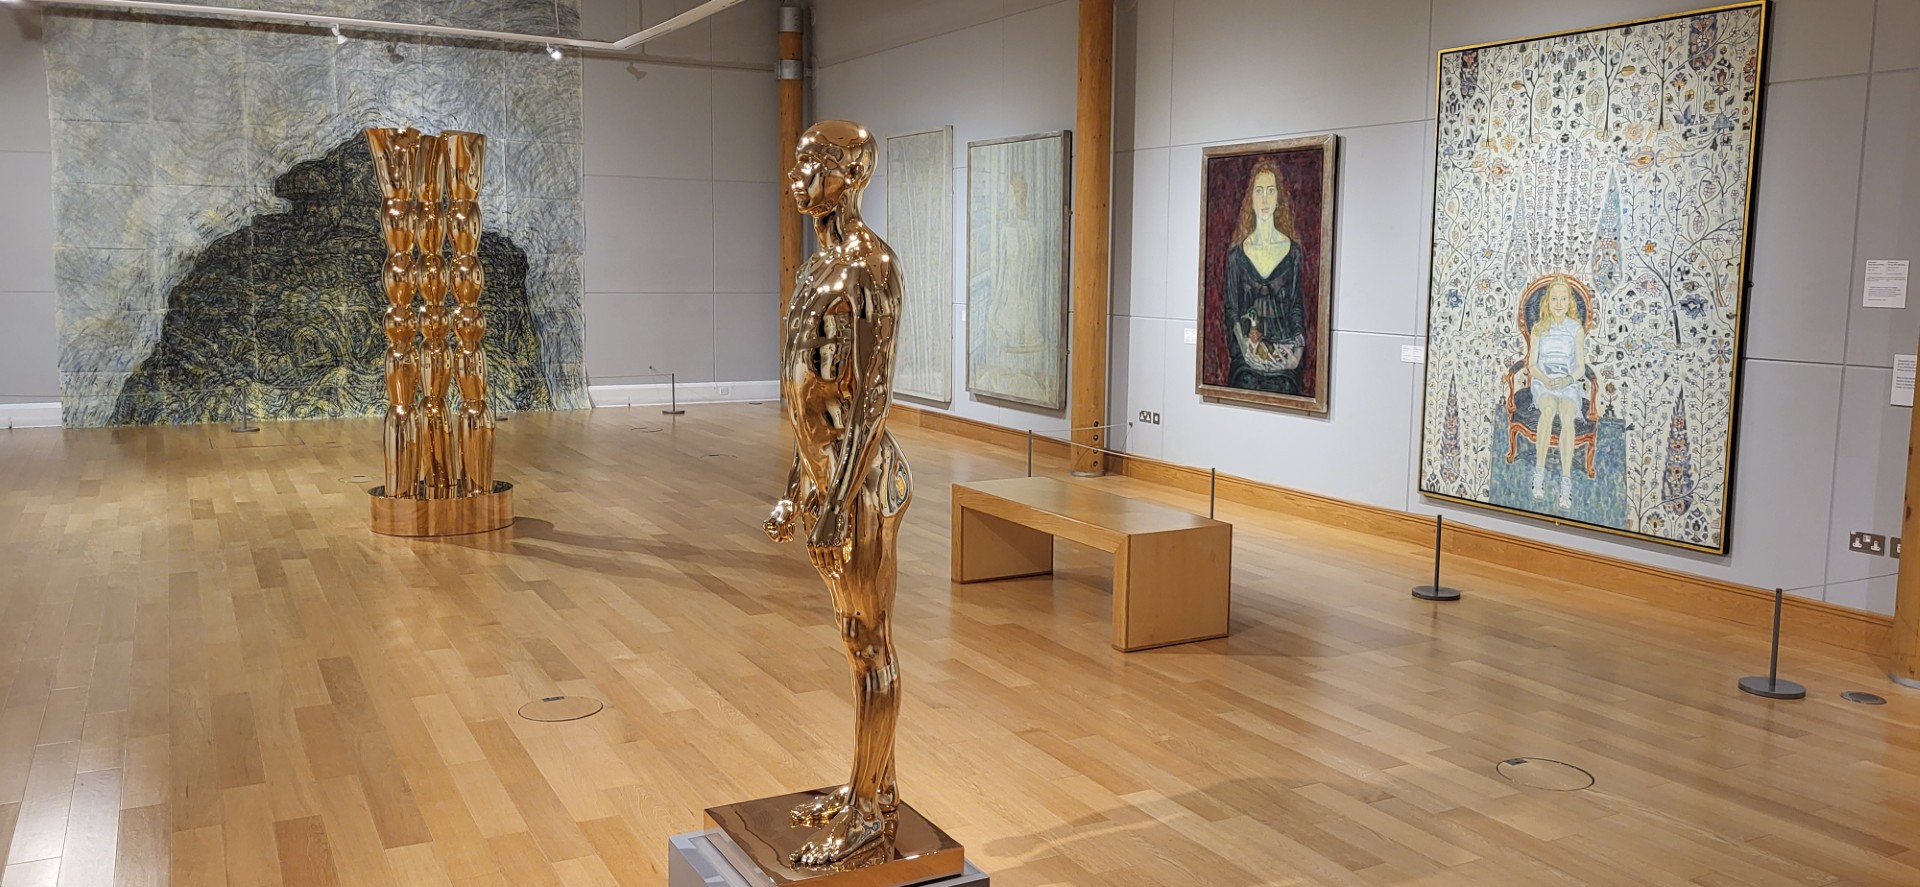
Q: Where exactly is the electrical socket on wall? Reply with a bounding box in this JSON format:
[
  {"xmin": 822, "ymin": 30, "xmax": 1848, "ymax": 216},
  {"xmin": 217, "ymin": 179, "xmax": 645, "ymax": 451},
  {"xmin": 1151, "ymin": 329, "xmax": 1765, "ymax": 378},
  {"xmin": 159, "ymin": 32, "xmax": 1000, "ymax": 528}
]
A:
[
  {"xmin": 1848, "ymin": 531, "xmax": 1888, "ymax": 556},
  {"xmin": 1895, "ymin": 537, "xmax": 1903, "ymax": 559},
  {"xmin": 717, "ymin": 386, "xmax": 731, "ymax": 397},
  {"xmin": 1136, "ymin": 410, "xmax": 1161, "ymax": 425}
]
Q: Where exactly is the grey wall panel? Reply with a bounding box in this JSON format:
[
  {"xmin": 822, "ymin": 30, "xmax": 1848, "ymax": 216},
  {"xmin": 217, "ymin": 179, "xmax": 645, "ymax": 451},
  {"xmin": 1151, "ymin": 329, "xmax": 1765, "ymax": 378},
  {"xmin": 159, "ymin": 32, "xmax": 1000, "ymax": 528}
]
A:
[
  {"xmin": 1876, "ymin": 0, "xmax": 1920, "ymax": 72},
  {"xmin": 0, "ymin": 292, "xmax": 57, "ymax": 400},
  {"xmin": 1115, "ymin": 0, "xmax": 1173, "ymax": 154},
  {"xmin": 712, "ymin": 69, "xmax": 779, "ymax": 184},
  {"xmin": 1328, "ymin": 121, "xmax": 1425, "ymax": 338},
  {"xmin": 584, "ymin": 175, "xmax": 715, "ymax": 294},
  {"xmin": 0, "ymin": 152, "xmax": 55, "ymax": 294},
  {"xmin": 0, "ymin": 11, "xmax": 50, "ymax": 155},
  {"xmin": 584, "ymin": 291, "xmax": 716, "ymax": 383},
  {"xmin": 1110, "ymin": 147, "xmax": 1170, "ymax": 321},
  {"xmin": 711, "ymin": 292, "xmax": 777, "ymax": 382},
  {"xmin": 1823, "ymin": 366, "xmax": 1910, "ymax": 585},
  {"xmin": 1744, "ymin": 76, "xmax": 1867, "ymax": 365},
  {"xmin": 585, "ymin": 59, "xmax": 713, "ymax": 180},
  {"xmin": 1172, "ymin": 0, "xmax": 1429, "ymax": 148},
  {"xmin": 712, "ymin": 180, "xmax": 779, "ymax": 295},
  {"xmin": 1845, "ymin": 69, "xmax": 1920, "ymax": 367}
]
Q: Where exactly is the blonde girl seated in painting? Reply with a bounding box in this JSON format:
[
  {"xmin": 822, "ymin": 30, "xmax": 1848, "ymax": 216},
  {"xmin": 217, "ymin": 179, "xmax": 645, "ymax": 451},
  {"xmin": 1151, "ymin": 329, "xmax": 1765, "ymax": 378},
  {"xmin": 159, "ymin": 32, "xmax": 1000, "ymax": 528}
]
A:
[{"xmin": 1528, "ymin": 277, "xmax": 1586, "ymax": 509}]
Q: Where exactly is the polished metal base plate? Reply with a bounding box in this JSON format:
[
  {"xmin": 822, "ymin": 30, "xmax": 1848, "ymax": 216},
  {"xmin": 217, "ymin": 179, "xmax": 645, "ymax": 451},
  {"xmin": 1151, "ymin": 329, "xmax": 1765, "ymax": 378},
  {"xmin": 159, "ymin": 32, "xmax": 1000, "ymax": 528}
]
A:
[
  {"xmin": 704, "ymin": 789, "xmax": 964, "ymax": 887},
  {"xmin": 1411, "ymin": 584, "xmax": 1461, "ymax": 601}
]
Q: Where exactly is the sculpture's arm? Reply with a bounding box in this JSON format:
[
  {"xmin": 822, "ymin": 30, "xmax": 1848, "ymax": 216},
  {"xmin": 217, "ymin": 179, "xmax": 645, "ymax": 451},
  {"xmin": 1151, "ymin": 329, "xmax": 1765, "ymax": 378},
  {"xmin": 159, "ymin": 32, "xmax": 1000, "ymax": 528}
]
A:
[{"xmin": 808, "ymin": 268, "xmax": 896, "ymax": 559}]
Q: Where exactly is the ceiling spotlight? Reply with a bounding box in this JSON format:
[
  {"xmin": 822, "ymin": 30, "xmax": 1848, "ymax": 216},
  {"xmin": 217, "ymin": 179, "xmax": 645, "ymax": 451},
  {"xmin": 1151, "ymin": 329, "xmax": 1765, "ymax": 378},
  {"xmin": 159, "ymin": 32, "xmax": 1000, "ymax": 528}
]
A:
[
  {"xmin": 546, "ymin": 43, "xmax": 563, "ymax": 60},
  {"xmin": 330, "ymin": 23, "xmax": 345, "ymax": 44}
]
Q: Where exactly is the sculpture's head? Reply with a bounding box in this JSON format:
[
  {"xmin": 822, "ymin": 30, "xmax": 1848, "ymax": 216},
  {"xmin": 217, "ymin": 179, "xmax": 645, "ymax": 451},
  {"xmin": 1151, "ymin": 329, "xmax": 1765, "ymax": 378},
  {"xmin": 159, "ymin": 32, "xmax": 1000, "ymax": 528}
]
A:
[{"xmin": 789, "ymin": 120, "xmax": 876, "ymax": 217}]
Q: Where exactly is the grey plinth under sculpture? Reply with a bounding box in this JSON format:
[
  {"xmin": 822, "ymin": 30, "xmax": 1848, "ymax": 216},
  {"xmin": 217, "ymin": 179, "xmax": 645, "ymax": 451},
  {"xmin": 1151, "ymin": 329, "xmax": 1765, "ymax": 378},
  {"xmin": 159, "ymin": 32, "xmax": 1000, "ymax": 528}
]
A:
[{"xmin": 669, "ymin": 831, "xmax": 990, "ymax": 887}]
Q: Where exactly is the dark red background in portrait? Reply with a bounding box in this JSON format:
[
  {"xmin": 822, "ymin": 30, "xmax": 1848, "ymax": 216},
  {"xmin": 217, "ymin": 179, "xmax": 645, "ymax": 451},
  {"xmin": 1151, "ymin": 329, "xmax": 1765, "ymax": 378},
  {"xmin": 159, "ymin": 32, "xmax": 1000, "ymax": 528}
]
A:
[{"xmin": 1199, "ymin": 147, "xmax": 1325, "ymax": 394}]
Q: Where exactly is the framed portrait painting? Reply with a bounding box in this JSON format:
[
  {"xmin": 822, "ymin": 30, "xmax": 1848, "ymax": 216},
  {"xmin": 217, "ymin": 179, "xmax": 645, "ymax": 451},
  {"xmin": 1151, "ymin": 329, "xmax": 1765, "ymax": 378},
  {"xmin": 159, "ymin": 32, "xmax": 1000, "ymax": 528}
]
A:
[
  {"xmin": 1196, "ymin": 135, "xmax": 1337, "ymax": 413},
  {"xmin": 1417, "ymin": 2, "xmax": 1769, "ymax": 554},
  {"xmin": 966, "ymin": 131, "xmax": 1072, "ymax": 410}
]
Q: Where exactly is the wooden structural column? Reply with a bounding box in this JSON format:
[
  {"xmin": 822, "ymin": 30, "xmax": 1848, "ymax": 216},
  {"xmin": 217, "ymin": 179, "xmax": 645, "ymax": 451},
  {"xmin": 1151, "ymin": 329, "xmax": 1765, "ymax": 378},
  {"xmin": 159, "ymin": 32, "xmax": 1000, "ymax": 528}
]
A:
[
  {"xmin": 1893, "ymin": 355, "xmax": 1920, "ymax": 687},
  {"xmin": 1068, "ymin": 0, "xmax": 1114, "ymax": 476},
  {"xmin": 777, "ymin": 2, "xmax": 805, "ymax": 320}
]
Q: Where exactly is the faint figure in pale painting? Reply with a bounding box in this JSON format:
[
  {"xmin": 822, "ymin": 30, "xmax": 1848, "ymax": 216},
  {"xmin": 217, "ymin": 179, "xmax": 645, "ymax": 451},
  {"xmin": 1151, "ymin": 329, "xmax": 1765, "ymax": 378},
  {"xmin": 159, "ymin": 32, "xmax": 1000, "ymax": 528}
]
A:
[
  {"xmin": 766, "ymin": 120, "xmax": 915, "ymax": 867},
  {"xmin": 967, "ymin": 133, "xmax": 1068, "ymax": 409},
  {"xmin": 885, "ymin": 128, "xmax": 954, "ymax": 401}
]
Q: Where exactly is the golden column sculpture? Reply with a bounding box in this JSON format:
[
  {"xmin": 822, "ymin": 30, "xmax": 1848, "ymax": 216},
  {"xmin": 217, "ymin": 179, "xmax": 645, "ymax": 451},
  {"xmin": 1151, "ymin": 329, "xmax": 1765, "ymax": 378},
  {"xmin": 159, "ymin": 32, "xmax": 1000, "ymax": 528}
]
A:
[
  {"xmin": 365, "ymin": 127, "xmax": 513, "ymax": 537},
  {"xmin": 701, "ymin": 121, "xmax": 966, "ymax": 886}
]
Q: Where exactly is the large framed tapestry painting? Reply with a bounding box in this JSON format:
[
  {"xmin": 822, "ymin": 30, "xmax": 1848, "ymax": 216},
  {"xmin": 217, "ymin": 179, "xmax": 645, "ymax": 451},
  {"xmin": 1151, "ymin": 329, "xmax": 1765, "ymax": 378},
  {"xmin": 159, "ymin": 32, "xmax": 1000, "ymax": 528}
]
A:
[
  {"xmin": 887, "ymin": 127, "xmax": 955, "ymax": 402},
  {"xmin": 966, "ymin": 131, "xmax": 1072, "ymax": 410},
  {"xmin": 1418, "ymin": 2, "xmax": 1769, "ymax": 554},
  {"xmin": 1197, "ymin": 135, "xmax": 1337, "ymax": 413}
]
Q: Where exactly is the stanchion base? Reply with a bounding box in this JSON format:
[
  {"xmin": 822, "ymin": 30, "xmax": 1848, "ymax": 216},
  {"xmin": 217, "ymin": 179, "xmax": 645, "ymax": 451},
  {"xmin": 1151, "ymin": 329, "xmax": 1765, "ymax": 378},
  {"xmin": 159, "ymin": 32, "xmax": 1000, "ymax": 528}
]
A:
[
  {"xmin": 662, "ymin": 409, "xmax": 686, "ymax": 416},
  {"xmin": 1738, "ymin": 675, "xmax": 1806, "ymax": 699},
  {"xmin": 1890, "ymin": 671, "xmax": 1920, "ymax": 690},
  {"xmin": 1411, "ymin": 585, "xmax": 1461, "ymax": 602},
  {"xmin": 229, "ymin": 424, "xmax": 259, "ymax": 434}
]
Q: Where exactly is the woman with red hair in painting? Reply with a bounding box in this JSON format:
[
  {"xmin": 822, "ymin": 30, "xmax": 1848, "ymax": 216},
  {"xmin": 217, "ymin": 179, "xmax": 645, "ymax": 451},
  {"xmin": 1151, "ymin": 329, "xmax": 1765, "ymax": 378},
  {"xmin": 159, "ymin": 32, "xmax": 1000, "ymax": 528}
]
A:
[{"xmin": 1223, "ymin": 159, "xmax": 1307, "ymax": 394}]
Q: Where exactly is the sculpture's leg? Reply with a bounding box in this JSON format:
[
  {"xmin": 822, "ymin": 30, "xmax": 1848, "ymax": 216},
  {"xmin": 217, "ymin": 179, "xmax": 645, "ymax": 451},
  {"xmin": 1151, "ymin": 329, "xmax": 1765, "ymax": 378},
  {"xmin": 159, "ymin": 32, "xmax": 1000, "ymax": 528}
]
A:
[{"xmin": 794, "ymin": 464, "xmax": 905, "ymax": 867}]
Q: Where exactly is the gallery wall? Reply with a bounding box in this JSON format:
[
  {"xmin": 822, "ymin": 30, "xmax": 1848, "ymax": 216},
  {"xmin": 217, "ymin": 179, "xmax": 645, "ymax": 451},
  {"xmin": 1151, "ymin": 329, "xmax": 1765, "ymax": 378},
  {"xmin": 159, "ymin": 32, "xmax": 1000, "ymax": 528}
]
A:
[
  {"xmin": 0, "ymin": 0, "xmax": 783, "ymax": 423},
  {"xmin": 812, "ymin": 0, "xmax": 1920, "ymax": 614}
]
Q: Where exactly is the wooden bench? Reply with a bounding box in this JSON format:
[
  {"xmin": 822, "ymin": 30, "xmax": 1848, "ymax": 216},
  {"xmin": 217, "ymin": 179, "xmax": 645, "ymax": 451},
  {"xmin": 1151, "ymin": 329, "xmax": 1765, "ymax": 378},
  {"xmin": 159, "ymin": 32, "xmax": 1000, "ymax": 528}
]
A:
[{"xmin": 951, "ymin": 477, "xmax": 1232, "ymax": 651}]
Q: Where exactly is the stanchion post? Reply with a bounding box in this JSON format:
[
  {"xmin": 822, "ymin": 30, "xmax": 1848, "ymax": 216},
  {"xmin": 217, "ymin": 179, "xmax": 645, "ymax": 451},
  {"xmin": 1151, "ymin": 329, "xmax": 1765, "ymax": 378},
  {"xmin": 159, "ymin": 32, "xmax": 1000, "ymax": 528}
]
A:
[
  {"xmin": 1738, "ymin": 588, "xmax": 1807, "ymax": 699},
  {"xmin": 1026, "ymin": 430, "xmax": 1033, "ymax": 478},
  {"xmin": 230, "ymin": 389, "xmax": 258, "ymax": 434},
  {"xmin": 663, "ymin": 371, "xmax": 686, "ymax": 416},
  {"xmin": 1209, "ymin": 468, "xmax": 1217, "ymax": 520},
  {"xmin": 1411, "ymin": 515, "xmax": 1461, "ymax": 601}
]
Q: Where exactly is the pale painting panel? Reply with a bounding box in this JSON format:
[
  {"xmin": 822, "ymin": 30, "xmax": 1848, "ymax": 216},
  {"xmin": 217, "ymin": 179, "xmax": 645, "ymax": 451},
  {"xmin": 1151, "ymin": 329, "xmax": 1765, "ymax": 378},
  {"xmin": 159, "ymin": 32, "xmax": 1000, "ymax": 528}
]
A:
[
  {"xmin": 887, "ymin": 127, "xmax": 953, "ymax": 402},
  {"xmin": 1418, "ymin": 4, "xmax": 1767, "ymax": 553},
  {"xmin": 966, "ymin": 131, "xmax": 1070, "ymax": 410}
]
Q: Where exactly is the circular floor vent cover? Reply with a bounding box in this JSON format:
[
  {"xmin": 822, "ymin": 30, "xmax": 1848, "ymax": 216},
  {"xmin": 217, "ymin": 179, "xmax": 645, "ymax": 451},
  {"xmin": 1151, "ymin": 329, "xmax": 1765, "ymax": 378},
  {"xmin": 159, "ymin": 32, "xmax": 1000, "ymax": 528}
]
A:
[
  {"xmin": 339, "ymin": 475, "xmax": 372, "ymax": 485},
  {"xmin": 1496, "ymin": 757, "xmax": 1595, "ymax": 791},
  {"xmin": 1841, "ymin": 691, "xmax": 1887, "ymax": 705},
  {"xmin": 518, "ymin": 696, "xmax": 604, "ymax": 722}
]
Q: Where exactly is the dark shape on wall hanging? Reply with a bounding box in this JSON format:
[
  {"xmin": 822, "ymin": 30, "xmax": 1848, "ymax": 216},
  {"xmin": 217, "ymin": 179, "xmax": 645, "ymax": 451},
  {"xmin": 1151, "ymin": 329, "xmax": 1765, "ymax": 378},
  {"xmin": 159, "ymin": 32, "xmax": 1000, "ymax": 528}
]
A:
[{"xmin": 111, "ymin": 137, "xmax": 553, "ymax": 425}]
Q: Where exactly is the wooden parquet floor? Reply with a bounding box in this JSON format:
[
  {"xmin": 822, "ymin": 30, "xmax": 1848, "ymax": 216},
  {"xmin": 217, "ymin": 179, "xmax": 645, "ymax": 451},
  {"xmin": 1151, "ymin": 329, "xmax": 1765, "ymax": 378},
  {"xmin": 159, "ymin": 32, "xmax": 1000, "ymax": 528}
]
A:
[{"xmin": 1, "ymin": 403, "xmax": 1917, "ymax": 886}]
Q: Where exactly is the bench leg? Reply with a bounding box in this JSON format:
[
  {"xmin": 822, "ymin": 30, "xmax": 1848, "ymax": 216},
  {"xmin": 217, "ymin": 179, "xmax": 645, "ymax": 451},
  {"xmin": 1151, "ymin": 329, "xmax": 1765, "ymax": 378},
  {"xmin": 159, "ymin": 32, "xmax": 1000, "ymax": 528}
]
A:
[
  {"xmin": 952, "ymin": 503, "xmax": 1053, "ymax": 584},
  {"xmin": 1112, "ymin": 525, "xmax": 1233, "ymax": 651}
]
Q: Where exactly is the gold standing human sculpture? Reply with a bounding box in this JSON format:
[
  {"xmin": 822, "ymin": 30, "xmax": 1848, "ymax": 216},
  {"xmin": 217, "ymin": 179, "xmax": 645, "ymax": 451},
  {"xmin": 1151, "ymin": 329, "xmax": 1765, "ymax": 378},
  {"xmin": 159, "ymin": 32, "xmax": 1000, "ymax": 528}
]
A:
[
  {"xmin": 365, "ymin": 127, "xmax": 512, "ymax": 537},
  {"xmin": 764, "ymin": 120, "xmax": 915, "ymax": 868}
]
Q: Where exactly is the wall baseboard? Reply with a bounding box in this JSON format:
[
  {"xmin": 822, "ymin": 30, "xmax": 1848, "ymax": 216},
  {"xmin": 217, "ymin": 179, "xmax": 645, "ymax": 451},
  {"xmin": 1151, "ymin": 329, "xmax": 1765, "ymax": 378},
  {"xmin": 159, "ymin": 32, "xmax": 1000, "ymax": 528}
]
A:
[
  {"xmin": 0, "ymin": 402, "xmax": 62, "ymax": 429},
  {"xmin": 891, "ymin": 404, "xmax": 1893, "ymax": 657},
  {"xmin": 588, "ymin": 381, "xmax": 779, "ymax": 409}
]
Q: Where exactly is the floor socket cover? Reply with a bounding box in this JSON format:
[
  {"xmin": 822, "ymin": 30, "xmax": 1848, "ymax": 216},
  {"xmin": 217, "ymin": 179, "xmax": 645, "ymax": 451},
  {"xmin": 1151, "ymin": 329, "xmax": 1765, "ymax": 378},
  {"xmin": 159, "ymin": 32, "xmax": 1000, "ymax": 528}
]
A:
[
  {"xmin": 518, "ymin": 696, "xmax": 604, "ymax": 722},
  {"xmin": 1496, "ymin": 757, "xmax": 1595, "ymax": 791}
]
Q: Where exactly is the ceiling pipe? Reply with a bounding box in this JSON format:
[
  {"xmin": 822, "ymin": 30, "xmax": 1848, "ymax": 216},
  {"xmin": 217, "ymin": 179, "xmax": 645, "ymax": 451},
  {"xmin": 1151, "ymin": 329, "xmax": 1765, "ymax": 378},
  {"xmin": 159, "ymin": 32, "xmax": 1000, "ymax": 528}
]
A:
[{"xmin": 16, "ymin": 0, "xmax": 751, "ymax": 55}]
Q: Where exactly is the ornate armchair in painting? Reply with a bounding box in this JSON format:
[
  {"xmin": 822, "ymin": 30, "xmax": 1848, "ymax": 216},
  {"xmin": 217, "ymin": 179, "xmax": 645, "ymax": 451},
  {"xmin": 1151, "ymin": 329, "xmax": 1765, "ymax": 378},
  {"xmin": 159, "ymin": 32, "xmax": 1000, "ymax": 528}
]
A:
[{"xmin": 1502, "ymin": 275, "xmax": 1600, "ymax": 478}]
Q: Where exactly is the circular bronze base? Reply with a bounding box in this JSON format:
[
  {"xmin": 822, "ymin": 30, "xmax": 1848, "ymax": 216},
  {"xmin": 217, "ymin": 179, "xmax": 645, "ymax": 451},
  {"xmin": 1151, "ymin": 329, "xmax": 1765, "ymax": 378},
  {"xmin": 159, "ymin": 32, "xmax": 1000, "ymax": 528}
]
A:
[{"xmin": 370, "ymin": 481, "xmax": 514, "ymax": 536}]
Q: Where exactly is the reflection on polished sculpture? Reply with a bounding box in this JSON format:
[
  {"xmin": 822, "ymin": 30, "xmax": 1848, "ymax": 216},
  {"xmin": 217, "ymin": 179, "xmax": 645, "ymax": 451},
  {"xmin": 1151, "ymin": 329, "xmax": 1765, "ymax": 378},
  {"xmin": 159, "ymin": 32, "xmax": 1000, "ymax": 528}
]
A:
[
  {"xmin": 365, "ymin": 127, "xmax": 512, "ymax": 536},
  {"xmin": 700, "ymin": 120, "xmax": 962, "ymax": 886}
]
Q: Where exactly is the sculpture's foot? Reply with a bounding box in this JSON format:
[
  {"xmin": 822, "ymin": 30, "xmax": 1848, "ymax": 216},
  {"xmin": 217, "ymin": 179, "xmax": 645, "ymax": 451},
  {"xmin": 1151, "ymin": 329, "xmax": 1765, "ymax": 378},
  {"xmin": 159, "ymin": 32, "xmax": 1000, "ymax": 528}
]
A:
[
  {"xmin": 789, "ymin": 785, "xmax": 851, "ymax": 827},
  {"xmin": 790, "ymin": 805, "xmax": 893, "ymax": 868}
]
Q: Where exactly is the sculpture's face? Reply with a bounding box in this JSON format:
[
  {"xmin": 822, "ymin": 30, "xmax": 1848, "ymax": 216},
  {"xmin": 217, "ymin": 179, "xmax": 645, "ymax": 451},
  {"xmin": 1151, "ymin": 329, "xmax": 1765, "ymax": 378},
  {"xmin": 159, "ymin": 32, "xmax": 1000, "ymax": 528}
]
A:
[
  {"xmin": 788, "ymin": 148, "xmax": 849, "ymax": 217},
  {"xmin": 788, "ymin": 121, "xmax": 875, "ymax": 218}
]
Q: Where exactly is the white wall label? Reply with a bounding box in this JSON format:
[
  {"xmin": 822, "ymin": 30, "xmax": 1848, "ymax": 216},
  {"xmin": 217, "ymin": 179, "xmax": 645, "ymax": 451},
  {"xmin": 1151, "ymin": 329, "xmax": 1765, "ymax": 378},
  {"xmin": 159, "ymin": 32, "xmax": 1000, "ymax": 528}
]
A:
[
  {"xmin": 1864, "ymin": 260, "xmax": 1909, "ymax": 308},
  {"xmin": 1401, "ymin": 344, "xmax": 1427, "ymax": 364},
  {"xmin": 1894, "ymin": 355, "xmax": 1916, "ymax": 407},
  {"xmin": 1183, "ymin": 327, "xmax": 1196, "ymax": 345}
]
